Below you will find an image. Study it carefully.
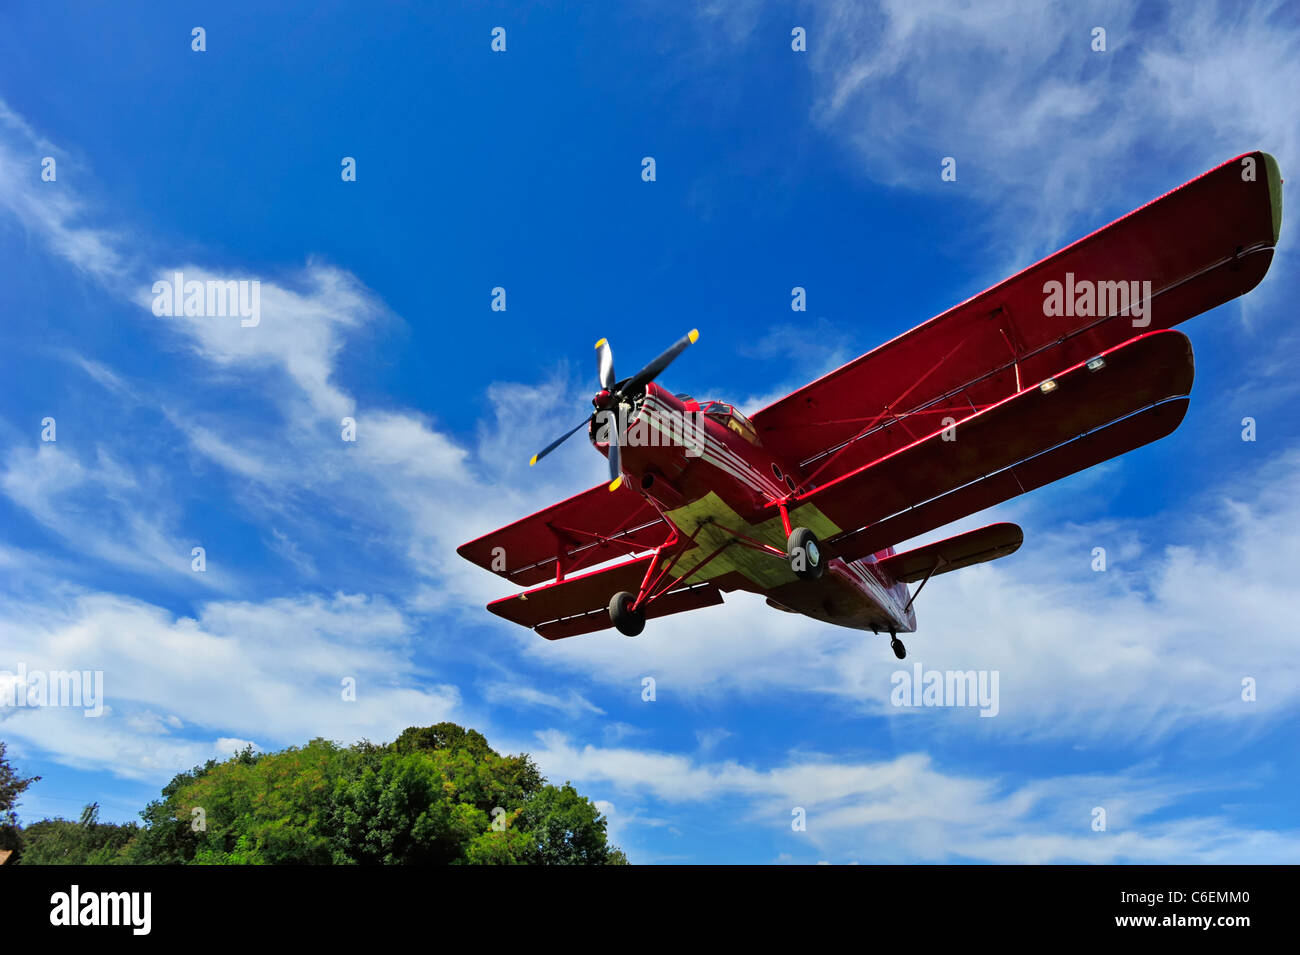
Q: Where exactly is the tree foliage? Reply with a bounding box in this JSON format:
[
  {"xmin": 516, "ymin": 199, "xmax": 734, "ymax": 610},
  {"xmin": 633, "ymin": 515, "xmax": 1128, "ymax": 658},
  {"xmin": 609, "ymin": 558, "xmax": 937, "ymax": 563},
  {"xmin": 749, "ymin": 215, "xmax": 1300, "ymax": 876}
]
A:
[
  {"xmin": 17, "ymin": 803, "xmax": 139, "ymax": 865},
  {"xmin": 0, "ymin": 740, "xmax": 40, "ymax": 860},
  {"xmin": 10, "ymin": 723, "xmax": 626, "ymax": 865}
]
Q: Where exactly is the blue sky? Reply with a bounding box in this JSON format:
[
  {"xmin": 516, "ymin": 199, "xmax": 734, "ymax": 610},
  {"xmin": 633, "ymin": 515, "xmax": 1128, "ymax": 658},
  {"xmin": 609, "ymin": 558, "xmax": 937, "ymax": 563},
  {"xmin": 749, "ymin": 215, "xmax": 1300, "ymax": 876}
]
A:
[{"xmin": 2, "ymin": 0, "xmax": 1299, "ymax": 863}]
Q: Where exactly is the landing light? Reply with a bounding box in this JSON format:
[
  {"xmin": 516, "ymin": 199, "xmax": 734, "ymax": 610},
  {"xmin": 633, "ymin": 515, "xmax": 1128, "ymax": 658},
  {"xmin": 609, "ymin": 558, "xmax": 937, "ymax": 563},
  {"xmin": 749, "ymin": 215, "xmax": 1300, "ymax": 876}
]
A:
[
  {"xmin": 1039, "ymin": 378, "xmax": 1058, "ymax": 394},
  {"xmin": 1086, "ymin": 356, "xmax": 1106, "ymax": 372}
]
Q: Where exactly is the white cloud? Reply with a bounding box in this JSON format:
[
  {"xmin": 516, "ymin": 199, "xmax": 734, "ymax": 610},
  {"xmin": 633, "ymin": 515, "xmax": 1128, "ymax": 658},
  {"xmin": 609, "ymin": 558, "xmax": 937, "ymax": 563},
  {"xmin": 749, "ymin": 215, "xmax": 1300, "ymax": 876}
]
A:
[
  {"xmin": 482, "ymin": 681, "xmax": 605, "ymax": 719},
  {"xmin": 0, "ymin": 443, "xmax": 215, "ymax": 586},
  {"xmin": 0, "ymin": 590, "xmax": 460, "ymax": 782},
  {"xmin": 695, "ymin": 727, "xmax": 732, "ymax": 752},
  {"xmin": 805, "ymin": 0, "xmax": 1300, "ymax": 267},
  {"xmin": 138, "ymin": 262, "xmax": 378, "ymax": 420},
  {"xmin": 526, "ymin": 731, "xmax": 1300, "ymax": 862},
  {"xmin": 0, "ymin": 101, "xmax": 126, "ymax": 282}
]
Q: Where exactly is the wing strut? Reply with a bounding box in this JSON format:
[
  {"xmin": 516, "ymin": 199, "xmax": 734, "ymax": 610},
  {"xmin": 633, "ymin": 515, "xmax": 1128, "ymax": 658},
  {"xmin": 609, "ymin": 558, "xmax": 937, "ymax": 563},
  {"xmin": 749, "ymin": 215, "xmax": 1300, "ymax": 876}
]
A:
[
  {"xmin": 783, "ymin": 332, "xmax": 979, "ymax": 503},
  {"xmin": 901, "ymin": 558, "xmax": 945, "ymax": 615}
]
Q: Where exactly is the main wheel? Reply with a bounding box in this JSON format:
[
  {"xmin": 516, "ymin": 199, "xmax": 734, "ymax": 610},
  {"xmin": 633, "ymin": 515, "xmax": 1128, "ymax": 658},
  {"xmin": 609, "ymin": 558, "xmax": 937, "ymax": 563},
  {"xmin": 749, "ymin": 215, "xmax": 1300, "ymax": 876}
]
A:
[
  {"xmin": 608, "ymin": 591, "xmax": 646, "ymax": 637},
  {"xmin": 787, "ymin": 527, "xmax": 824, "ymax": 580},
  {"xmin": 891, "ymin": 636, "xmax": 906, "ymax": 660}
]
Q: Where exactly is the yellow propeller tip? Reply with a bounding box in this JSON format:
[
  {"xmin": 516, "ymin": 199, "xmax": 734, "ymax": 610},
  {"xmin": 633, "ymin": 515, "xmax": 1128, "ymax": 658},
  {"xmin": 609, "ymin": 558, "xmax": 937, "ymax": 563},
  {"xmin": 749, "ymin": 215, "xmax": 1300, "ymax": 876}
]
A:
[
  {"xmin": 688, "ymin": 329, "xmax": 699, "ymax": 343},
  {"xmin": 608, "ymin": 476, "xmax": 623, "ymax": 491},
  {"xmin": 594, "ymin": 337, "xmax": 607, "ymax": 349},
  {"xmin": 528, "ymin": 455, "xmax": 538, "ymax": 466}
]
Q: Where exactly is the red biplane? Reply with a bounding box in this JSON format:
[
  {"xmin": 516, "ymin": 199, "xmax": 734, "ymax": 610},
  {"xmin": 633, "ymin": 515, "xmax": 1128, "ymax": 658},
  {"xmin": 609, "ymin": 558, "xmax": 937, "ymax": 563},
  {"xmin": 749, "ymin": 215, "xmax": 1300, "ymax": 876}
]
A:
[{"xmin": 459, "ymin": 152, "xmax": 1282, "ymax": 658}]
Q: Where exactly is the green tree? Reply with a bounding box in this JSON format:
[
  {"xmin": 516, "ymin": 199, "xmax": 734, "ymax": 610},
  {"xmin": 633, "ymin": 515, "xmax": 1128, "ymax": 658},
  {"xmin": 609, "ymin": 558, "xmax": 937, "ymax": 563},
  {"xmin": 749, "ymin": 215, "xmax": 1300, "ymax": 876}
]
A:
[
  {"xmin": 518, "ymin": 783, "xmax": 627, "ymax": 865},
  {"xmin": 329, "ymin": 749, "xmax": 485, "ymax": 864},
  {"xmin": 126, "ymin": 758, "xmax": 216, "ymax": 864},
  {"xmin": 392, "ymin": 722, "xmax": 494, "ymax": 758},
  {"xmin": 0, "ymin": 740, "xmax": 40, "ymax": 860},
  {"xmin": 178, "ymin": 740, "xmax": 338, "ymax": 864},
  {"xmin": 18, "ymin": 723, "xmax": 627, "ymax": 865},
  {"xmin": 18, "ymin": 802, "xmax": 139, "ymax": 865}
]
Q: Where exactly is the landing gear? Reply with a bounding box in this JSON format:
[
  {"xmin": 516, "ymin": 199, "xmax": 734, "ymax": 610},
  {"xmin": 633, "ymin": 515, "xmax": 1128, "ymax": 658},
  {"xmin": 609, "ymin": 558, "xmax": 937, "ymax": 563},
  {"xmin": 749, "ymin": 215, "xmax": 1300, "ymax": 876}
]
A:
[
  {"xmin": 890, "ymin": 634, "xmax": 906, "ymax": 660},
  {"xmin": 787, "ymin": 527, "xmax": 824, "ymax": 581},
  {"xmin": 609, "ymin": 591, "xmax": 645, "ymax": 637}
]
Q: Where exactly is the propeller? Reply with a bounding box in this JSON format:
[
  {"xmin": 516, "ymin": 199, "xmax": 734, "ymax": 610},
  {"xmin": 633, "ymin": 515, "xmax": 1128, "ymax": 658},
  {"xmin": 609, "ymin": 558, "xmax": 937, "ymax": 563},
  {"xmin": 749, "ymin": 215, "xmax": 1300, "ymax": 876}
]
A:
[{"xmin": 529, "ymin": 329, "xmax": 699, "ymax": 491}]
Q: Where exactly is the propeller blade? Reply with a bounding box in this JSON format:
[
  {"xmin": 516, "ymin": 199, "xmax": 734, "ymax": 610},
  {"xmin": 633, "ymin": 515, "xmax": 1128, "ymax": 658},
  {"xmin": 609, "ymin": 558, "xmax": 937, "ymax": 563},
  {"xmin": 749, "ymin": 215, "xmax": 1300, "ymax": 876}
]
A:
[
  {"xmin": 606, "ymin": 413, "xmax": 622, "ymax": 491},
  {"xmin": 595, "ymin": 337, "xmax": 616, "ymax": 391},
  {"xmin": 620, "ymin": 329, "xmax": 698, "ymax": 396},
  {"xmin": 590, "ymin": 408, "xmax": 623, "ymax": 490},
  {"xmin": 530, "ymin": 330, "xmax": 699, "ymax": 485},
  {"xmin": 529, "ymin": 416, "xmax": 591, "ymax": 467}
]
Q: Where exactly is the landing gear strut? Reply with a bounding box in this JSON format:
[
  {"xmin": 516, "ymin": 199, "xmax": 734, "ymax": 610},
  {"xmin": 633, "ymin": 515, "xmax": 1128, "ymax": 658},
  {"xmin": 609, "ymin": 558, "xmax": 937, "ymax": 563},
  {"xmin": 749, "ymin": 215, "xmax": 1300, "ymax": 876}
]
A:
[
  {"xmin": 890, "ymin": 634, "xmax": 906, "ymax": 660},
  {"xmin": 787, "ymin": 526, "xmax": 824, "ymax": 581},
  {"xmin": 609, "ymin": 591, "xmax": 645, "ymax": 637}
]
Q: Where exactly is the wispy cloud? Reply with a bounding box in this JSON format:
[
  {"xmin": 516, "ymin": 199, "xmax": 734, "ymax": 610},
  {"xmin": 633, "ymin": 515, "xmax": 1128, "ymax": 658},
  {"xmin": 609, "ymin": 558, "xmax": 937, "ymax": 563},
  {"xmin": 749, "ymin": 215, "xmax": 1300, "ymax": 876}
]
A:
[
  {"xmin": 0, "ymin": 100, "xmax": 127, "ymax": 282},
  {"xmin": 527, "ymin": 731, "xmax": 1300, "ymax": 863},
  {"xmin": 805, "ymin": 0, "xmax": 1300, "ymax": 265},
  {"xmin": 482, "ymin": 681, "xmax": 605, "ymax": 719}
]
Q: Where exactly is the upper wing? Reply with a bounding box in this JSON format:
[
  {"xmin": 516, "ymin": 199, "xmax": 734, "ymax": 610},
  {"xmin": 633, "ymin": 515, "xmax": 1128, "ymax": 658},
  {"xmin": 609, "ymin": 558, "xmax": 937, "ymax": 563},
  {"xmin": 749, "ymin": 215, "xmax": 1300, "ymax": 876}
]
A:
[
  {"xmin": 807, "ymin": 330, "xmax": 1194, "ymax": 559},
  {"xmin": 753, "ymin": 151, "xmax": 1280, "ymax": 475},
  {"xmin": 457, "ymin": 480, "xmax": 671, "ymax": 587}
]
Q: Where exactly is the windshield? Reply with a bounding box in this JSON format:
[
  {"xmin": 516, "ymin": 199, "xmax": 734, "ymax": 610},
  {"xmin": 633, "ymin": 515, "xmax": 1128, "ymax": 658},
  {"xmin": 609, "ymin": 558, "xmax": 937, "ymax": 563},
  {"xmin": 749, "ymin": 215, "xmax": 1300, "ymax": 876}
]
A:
[{"xmin": 701, "ymin": 401, "xmax": 760, "ymax": 445}]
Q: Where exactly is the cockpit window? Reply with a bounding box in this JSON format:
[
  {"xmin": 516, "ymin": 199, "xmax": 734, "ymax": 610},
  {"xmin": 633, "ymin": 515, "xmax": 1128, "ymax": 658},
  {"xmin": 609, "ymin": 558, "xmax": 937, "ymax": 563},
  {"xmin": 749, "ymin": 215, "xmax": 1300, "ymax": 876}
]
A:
[
  {"xmin": 700, "ymin": 401, "xmax": 760, "ymax": 445},
  {"xmin": 730, "ymin": 407, "xmax": 756, "ymax": 432}
]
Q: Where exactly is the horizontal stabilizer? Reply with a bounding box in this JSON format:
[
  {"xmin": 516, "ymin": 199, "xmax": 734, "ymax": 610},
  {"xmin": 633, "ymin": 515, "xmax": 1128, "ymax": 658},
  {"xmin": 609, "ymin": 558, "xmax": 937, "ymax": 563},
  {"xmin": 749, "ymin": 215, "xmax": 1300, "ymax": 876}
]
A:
[{"xmin": 876, "ymin": 522, "xmax": 1023, "ymax": 583}]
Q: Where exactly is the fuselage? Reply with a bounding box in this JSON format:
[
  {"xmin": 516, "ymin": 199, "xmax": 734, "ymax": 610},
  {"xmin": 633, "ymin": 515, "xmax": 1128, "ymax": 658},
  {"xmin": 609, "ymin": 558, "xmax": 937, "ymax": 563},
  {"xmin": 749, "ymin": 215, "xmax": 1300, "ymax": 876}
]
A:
[{"xmin": 590, "ymin": 382, "xmax": 916, "ymax": 634}]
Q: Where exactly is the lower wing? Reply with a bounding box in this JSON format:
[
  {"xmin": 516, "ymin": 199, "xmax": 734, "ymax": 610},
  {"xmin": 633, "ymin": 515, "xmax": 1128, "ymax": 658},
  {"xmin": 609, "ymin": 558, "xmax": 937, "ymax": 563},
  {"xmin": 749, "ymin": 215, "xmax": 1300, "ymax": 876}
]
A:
[
  {"xmin": 805, "ymin": 329, "xmax": 1194, "ymax": 560},
  {"xmin": 486, "ymin": 553, "xmax": 724, "ymax": 639}
]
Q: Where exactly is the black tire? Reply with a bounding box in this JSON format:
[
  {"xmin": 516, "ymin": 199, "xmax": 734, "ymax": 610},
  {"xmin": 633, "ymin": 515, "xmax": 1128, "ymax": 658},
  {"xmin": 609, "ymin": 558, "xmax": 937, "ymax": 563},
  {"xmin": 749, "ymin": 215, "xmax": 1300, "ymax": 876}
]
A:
[
  {"xmin": 609, "ymin": 591, "xmax": 646, "ymax": 637},
  {"xmin": 891, "ymin": 637, "xmax": 906, "ymax": 660},
  {"xmin": 787, "ymin": 527, "xmax": 824, "ymax": 581}
]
